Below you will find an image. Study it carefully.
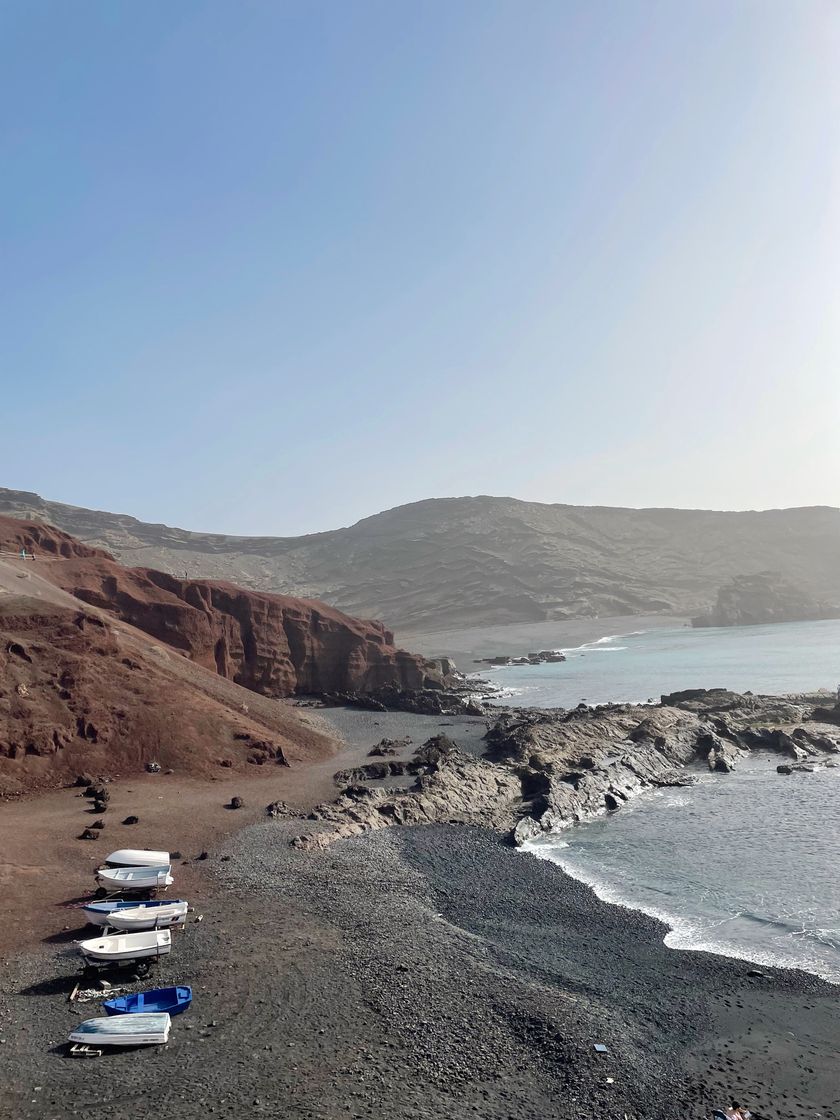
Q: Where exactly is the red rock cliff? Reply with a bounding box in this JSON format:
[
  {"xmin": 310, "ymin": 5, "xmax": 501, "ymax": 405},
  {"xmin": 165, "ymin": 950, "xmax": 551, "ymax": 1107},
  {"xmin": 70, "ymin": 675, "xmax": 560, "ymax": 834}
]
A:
[{"xmin": 0, "ymin": 518, "xmax": 428, "ymax": 697}]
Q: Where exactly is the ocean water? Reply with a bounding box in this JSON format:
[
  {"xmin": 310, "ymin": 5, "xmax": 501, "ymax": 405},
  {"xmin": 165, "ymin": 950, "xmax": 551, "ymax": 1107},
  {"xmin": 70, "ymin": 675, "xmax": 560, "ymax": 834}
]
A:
[
  {"xmin": 525, "ymin": 760, "xmax": 840, "ymax": 982},
  {"xmin": 485, "ymin": 619, "xmax": 840, "ymax": 708},
  {"xmin": 503, "ymin": 620, "xmax": 840, "ymax": 981}
]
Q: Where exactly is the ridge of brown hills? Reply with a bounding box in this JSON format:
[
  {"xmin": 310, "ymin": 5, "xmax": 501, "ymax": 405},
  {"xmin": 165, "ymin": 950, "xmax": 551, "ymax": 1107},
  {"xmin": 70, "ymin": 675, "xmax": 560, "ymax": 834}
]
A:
[
  {"xmin": 1, "ymin": 488, "xmax": 839, "ymax": 631},
  {"xmin": 0, "ymin": 516, "xmax": 430, "ymax": 795}
]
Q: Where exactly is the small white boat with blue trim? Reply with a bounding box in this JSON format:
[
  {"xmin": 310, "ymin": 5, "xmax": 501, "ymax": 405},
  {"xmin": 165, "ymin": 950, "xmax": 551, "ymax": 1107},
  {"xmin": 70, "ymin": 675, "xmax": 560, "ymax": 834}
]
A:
[
  {"xmin": 103, "ymin": 986, "xmax": 192, "ymax": 1017},
  {"xmin": 69, "ymin": 1013, "xmax": 171, "ymax": 1047},
  {"xmin": 104, "ymin": 849, "xmax": 170, "ymax": 868},
  {"xmin": 83, "ymin": 899, "xmax": 188, "ymax": 928},
  {"xmin": 96, "ymin": 865, "xmax": 173, "ymax": 893},
  {"xmin": 78, "ymin": 929, "xmax": 171, "ymax": 964}
]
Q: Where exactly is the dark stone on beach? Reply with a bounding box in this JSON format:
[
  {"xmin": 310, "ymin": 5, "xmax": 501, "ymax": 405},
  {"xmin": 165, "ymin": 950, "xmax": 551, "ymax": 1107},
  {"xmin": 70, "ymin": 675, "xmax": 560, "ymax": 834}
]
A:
[
  {"xmin": 91, "ymin": 819, "xmax": 105, "ymax": 829},
  {"xmin": 78, "ymin": 828, "xmax": 99, "ymax": 840},
  {"xmin": 171, "ymin": 850, "xmax": 182, "ymax": 859},
  {"xmin": 73, "ymin": 774, "xmax": 93, "ymax": 787},
  {"xmin": 92, "ymin": 800, "xmax": 107, "ymax": 814},
  {"xmin": 145, "ymin": 761, "xmax": 162, "ymax": 773},
  {"xmin": 219, "ymin": 759, "xmax": 233, "ymax": 767},
  {"xmin": 122, "ymin": 815, "xmax": 139, "ymax": 825},
  {"xmin": 85, "ymin": 785, "xmax": 109, "ymax": 803},
  {"xmin": 196, "ymin": 850, "xmax": 209, "ymax": 860},
  {"xmin": 266, "ymin": 800, "xmax": 296, "ymax": 819},
  {"xmin": 776, "ymin": 765, "xmax": 793, "ymax": 775},
  {"xmin": 229, "ymin": 796, "xmax": 244, "ymax": 809}
]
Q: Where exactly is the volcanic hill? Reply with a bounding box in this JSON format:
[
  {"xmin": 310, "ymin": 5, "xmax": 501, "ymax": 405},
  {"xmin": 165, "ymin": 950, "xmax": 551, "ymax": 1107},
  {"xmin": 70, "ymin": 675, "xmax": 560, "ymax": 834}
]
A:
[
  {"xmin": 2, "ymin": 489, "xmax": 840, "ymax": 630},
  {"xmin": 0, "ymin": 517, "xmax": 428, "ymax": 795}
]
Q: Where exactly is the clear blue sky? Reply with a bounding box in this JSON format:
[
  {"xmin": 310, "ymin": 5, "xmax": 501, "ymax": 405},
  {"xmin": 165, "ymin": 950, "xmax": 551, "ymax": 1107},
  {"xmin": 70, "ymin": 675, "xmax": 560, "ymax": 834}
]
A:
[{"xmin": 2, "ymin": 1, "xmax": 838, "ymax": 534}]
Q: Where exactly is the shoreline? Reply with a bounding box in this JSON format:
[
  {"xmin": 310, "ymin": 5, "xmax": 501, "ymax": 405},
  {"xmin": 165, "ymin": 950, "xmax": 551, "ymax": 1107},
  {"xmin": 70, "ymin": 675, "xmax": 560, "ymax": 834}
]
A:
[
  {"xmin": 3, "ymin": 699, "xmax": 840, "ymax": 1118},
  {"xmin": 2, "ymin": 822, "xmax": 837, "ymax": 1120}
]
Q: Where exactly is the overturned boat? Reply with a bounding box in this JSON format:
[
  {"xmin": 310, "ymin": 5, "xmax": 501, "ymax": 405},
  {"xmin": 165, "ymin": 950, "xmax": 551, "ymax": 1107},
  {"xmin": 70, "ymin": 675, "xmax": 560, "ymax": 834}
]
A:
[
  {"xmin": 68, "ymin": 1013, "xmax": 171, "ymax": 1047},
  {"xmin": 83, "ymin": 899, "xmax": 187, "ymax": 928},
  {"xmin": 78, "ymin": 929, "xmax": 171, "ymax": 964},
  {"xmin": 104, "ymin": 849, "xmax": 170, "ymax": 868},
  {"xmin": 103, "ymin": 986, "xmax": 192, "ymax": 1017},
  {"xmin": 96, "ymin": 865, "xmax": 173, "ymax": 893},
  {"xmin": 105, "ymin": 902, "xmax": 188, "ymax": 931}
]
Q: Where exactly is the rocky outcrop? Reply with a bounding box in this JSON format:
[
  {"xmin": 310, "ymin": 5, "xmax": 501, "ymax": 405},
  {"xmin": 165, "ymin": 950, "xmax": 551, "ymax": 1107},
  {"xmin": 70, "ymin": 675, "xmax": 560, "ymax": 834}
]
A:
[
  {"xmin": 474, "ymin": 651, "xmax": 567, "ymax": 667},
  {"xmin": 321, "ymin": 681, "xmax": 490, "ymax": 716},
  {"xmin": 693, "ymin": 572, "xmax": 840, "ymax": 628},
  {"xmin": 289, "ymin": 692, "xmax": 840, "ymax": 849}
]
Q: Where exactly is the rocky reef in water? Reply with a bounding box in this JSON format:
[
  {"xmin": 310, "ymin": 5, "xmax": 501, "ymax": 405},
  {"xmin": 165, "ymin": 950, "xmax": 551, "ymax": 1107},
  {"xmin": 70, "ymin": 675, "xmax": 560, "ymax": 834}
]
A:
[
  {"xmin": 285, "ymin": 689, "xmax": 840, "ymax": 849},
  {"xmin": 692, "ymin": 571, "xmax": 840, "ymax": 628}
]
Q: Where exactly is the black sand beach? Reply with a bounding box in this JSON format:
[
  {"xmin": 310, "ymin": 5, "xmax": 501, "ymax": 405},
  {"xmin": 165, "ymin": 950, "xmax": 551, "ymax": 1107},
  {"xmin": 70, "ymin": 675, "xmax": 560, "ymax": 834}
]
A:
[{"xmin": 1, "ymin": 821, "xmax": 837, "ymax": 1120}]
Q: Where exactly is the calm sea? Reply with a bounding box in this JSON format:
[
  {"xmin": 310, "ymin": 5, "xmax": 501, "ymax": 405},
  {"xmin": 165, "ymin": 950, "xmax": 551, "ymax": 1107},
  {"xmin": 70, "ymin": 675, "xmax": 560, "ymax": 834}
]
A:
[
  {"xmin": 499, "ymin": 619, "xmax": 840, "ymax": 981},
  {"xmin": 485, "ymin": 618, "xmax": 840, "ymax": 708}
]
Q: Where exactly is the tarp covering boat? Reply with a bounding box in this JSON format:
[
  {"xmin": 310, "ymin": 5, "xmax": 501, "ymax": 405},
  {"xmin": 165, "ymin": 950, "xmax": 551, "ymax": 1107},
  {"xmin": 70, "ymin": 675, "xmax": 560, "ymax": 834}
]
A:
[
  {"xmin": 78, "ymin": 929, "xmax": 171, "ymax": 963},
  {"xmin": 103, "ymin": 986, "xmax": 192, "ymax": 1016},
  {"xmin": 68, "ymin": 1013, "xmax": 171, "ymax": 1046}
]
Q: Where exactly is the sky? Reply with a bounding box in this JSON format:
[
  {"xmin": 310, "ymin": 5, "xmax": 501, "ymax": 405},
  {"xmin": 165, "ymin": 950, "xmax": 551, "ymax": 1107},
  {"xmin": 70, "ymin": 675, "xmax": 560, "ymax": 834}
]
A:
[{"xmin": 1, "ymin": 0, "xmax": 839, "ymax": 535}]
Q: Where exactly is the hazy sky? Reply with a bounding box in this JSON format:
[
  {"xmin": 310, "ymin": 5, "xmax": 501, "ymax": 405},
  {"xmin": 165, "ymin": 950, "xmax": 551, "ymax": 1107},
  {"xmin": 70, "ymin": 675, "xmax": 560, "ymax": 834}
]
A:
[{"xmin": 2, "ymin": 1, "xmax": 838, "ymax": 535}]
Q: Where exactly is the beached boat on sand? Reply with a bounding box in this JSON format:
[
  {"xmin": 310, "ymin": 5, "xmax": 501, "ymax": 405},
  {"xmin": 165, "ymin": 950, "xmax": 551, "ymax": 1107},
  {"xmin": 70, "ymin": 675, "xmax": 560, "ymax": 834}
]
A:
[
  {"xmin": 69, "ymin": 1013, "xmax": 171, "ymax": 1047},
  {"xmin": 104, "ymin": 849, "xmax": 170, "ymax": 868},
  {"xmin": 83, "ymin": 899, "xmax": 188, "ymax": 927},
  {"xmin": 105, "ymin": 902, "xmax": 187, "ymax": 931},
  {"xmin": 103, "ymin": 986, "xmax": 192, "ymax": 1017},
  {"xmin": 78, "ymin": 929, "xmax": 171, "ymax": 964},
  {"xmin": 96, "ymin": 865, "xmax": 173, "ymax": 892}
]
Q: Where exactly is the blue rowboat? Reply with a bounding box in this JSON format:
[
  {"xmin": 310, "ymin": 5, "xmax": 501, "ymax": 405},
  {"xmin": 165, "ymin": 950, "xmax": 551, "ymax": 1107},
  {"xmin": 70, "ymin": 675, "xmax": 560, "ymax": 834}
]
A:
[
  {"xmin": 84, "ymin": 899, "xmax": 188, "ymax": 927},
  {"xmin": 103, "ymin": 986, "xmax": 192, "ymax": 1016}
]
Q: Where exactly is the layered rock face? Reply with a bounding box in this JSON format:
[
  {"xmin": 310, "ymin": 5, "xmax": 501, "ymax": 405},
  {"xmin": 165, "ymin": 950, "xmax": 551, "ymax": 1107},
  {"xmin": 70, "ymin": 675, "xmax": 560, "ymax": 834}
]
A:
[
  {"xmin": 693, "ymin": 571, "xmax": 840, "ymax": 628},
  {"xmin": 0, "ymin": 517, "xmax": 429, "ymax": 698},
  {"xmin": 59, "ymin": 561, "xmax": 428, "ymax": 696}
]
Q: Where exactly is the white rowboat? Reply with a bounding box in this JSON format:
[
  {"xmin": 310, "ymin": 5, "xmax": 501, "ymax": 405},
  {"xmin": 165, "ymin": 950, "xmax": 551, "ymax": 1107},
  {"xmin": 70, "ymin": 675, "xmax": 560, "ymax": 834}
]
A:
[
  {"xmin": 83, "ymin": 899, "xmax": 187, "ymax": 927},
  {"xmin": 78, "ymin": 929, "xmax": 171, "ymax": 963},
  {"xmin": 96, "ymin": 865, "xmax": 173, "ymax": 892},
  {"xmin": 69, "ymin": 1013, "xmax": 171, "ymax": 1047}
]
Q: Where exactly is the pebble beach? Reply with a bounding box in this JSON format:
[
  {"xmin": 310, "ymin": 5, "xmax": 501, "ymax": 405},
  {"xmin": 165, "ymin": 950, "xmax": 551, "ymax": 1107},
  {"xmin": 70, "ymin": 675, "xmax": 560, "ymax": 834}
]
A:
[{"xmin": 1, "ymin": 813, "xmax": 838, "ymax": 1120}]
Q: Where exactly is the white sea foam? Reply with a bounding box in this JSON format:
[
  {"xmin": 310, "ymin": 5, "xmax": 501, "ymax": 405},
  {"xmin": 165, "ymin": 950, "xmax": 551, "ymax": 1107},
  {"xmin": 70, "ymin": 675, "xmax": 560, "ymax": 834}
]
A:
[{"xmin": 523, "ymin": 838, "xmax": 840, "ymax": 983}]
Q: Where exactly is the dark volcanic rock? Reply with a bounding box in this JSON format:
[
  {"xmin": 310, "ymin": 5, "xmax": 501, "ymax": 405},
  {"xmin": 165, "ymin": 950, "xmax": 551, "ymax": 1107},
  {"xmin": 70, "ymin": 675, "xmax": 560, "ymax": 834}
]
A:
[
  {"xmin": 293, "ymin": 693, "xmax": 840, "ymax": 850},
  {"xmin": 693, "ymin": 571, "xmax": 840, "ymax": 628}
]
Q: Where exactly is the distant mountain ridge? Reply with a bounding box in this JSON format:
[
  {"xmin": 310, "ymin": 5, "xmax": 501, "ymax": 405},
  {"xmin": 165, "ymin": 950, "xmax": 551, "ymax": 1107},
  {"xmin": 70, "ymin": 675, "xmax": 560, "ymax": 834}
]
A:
[{"xmin": 2, "ymin": 488, "xmax": 839, "ymax": 632}]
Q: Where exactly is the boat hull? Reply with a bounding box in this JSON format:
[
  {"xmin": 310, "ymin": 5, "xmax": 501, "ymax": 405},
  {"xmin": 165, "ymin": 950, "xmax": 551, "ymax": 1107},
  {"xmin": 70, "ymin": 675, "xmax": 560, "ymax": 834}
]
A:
[
  {"xmin": 104, "ymin": 849, "xmax": 170, "ymax": 868},
  {"xmin": 83, "ymin": 899, "xmax": 188, "ymax": 928},
  {"xmin": 106, "ymin": 903, "xmax": 187, "ymax": 931},
  {"xmin": 96, "ymin": 866, "xmax": 173, "ymax": 893},
  {"xmin": 103, "ymin": 986, "xmax": 192, "ymax": 1016},
  {"xmin": 78, "ymin": 930, "xmax": 171, "ymax": 963},
  {"xmin": 69, "ymin": 1013, "xmax": 171, "ymax": 1046}
]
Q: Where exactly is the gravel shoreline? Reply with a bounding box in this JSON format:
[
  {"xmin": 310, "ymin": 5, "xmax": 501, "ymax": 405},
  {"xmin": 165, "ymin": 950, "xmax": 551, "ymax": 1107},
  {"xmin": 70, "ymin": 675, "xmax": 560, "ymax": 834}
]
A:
[{"xmin": 1, "ymin": 821, "xmax": 838, "ymax": 1120}]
